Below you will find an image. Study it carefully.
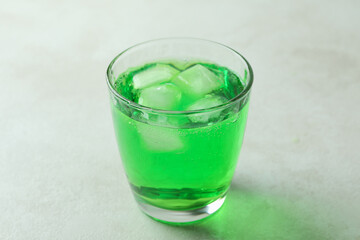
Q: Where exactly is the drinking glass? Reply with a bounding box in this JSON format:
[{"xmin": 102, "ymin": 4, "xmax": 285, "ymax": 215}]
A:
[{"xmin": 106, "ymin": 38, "xmax": 253, "ymax": 223}]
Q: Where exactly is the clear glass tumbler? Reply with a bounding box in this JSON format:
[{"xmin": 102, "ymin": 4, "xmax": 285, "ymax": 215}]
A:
[{"xmin": 106, "ymin": 38, "xmax": 253, "ymax": 223}]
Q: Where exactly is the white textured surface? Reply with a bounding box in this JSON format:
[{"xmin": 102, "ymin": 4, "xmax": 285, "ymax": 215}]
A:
[{"xmin": 1, "ymin": 0, "xmax": 359, "ymax": 239}]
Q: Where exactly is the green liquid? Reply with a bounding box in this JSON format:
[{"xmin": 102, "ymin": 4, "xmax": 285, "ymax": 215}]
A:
[{"xmin": 110, "ymin": 60, "xmax": 249, "ymax": 210}]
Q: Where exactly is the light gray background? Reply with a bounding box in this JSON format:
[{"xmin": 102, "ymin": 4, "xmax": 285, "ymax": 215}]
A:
[{"xmin": 1, "ymin": 0, "xmax": 359, "ymax": 239}]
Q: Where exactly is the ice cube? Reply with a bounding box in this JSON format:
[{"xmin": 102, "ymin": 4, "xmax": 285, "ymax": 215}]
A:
[
  {"xmin": 187, "ymin": 95, "xmax": 226, "ymax": 110},
  {"xmin": 132, "ymin": 64, "xmax": 179, "ymax": 89},
  {"xmin": 187, "ymin": 95, "xmax": 227, "ymax": 123},
  {"xmin": 172, "ymin": 64, "xmax": 223, "ymax": 98},
  {"xmin": 138, "ymin": 83, "xmax": 182, "ymax": 110},
  {"xmin": 136, "ymin": 123, "xmax": 184, "ymax": 152}
]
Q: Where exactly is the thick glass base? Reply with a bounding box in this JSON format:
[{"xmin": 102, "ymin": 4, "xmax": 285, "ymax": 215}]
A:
[{"xmin": 137, "ymin": 196, "xmax": 226, "ymax": 224}]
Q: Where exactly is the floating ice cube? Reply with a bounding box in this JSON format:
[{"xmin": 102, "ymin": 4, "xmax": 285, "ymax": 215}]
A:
[
  {"xmin": 187, "ymin": 95, "xmax": 227, "ymax": 123},
  {"xmin": 172, "ymin": 64, "xmax": 223, "ymax": 98},
  {"xmin": 187, "ymin": 95, "xmax": 226, "ymax": 110},
  {"xmin": 138, "ymin": 83, "xmax": 182, "ymax": 110},
  {"xmin": 136, "ymin": 123, "xmax": 184, "ymax": 152},
  {"xmin": 132, "ymin": 64, "xmax": 179, "ymax": 89}
]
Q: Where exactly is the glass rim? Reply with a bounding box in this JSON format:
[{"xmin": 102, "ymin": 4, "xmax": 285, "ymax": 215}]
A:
[{"xmin": 106, "ymin": 37, "xmax": 254, "ymax": 115}]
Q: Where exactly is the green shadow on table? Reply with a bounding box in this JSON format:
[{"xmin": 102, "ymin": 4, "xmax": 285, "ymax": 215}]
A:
[{"xmin": 169, "ymin": 184, "xmax": 332, "ymax": 240}]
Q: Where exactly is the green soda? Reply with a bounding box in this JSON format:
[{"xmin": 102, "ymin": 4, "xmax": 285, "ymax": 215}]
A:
[{"xmin": 110, "ymin": 60, "xmax": 249, "ymax": 211}]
